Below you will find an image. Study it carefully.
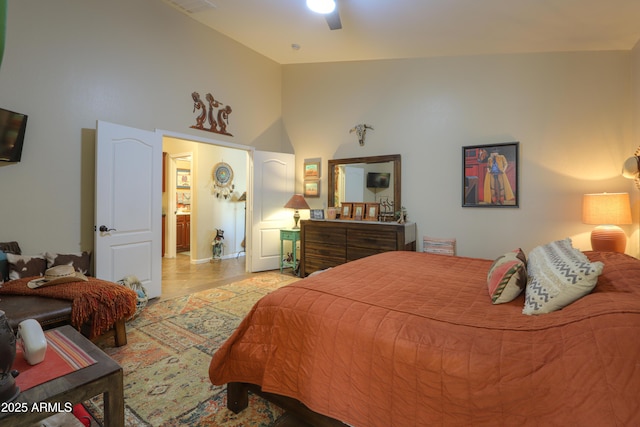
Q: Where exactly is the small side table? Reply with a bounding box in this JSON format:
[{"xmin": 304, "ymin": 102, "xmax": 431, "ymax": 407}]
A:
[{"xmin": 280, "ymin": 229, "xmax": 300, "ymax": 275}]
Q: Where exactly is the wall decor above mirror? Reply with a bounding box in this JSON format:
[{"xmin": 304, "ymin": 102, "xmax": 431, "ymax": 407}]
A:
[{"xmin": 328, "ymin": 154, "xmax": 401, "ymax": 221}]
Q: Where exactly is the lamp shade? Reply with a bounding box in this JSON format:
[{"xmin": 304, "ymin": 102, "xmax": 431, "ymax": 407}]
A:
[
  {"xmin": 284, "ymin": 194, "xmax": 310, "ymax": 210},
  {"xmin": 582, "ymin": 192, "xmax": 632, "ymax": 253},
  {"xmin": 582, "ymin": 193, "xmax": 632, "ymax": 225},
  {"xmin": 284, "ymin": 194, "xmax": 310, "ymax": 229}
]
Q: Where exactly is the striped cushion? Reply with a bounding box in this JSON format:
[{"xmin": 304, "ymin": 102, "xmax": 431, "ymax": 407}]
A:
[
  {"xmin": 523, "ymin": 238, "xmax": 604, "ymax": 315},
  {"xmin": 487, "ymin": 248, "xmax": 527, "ymax": 304}
]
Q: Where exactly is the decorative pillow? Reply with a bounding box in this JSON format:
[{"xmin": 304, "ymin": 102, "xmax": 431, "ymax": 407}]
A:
[
  {"xmin": 0, "ymin": 241, "xmax": 22, "ymax": 283},
  {"xmin": 523, "ymin": 238, "xmax": 604, "ymax": 315},
  {"xmin": 487, "ymin": 248, "xmax": 527, "ymax": 304},
  {"xmin": 46, "ymin": 251, "xmax": 92, "ymax": 276},
  {"xmin": 7, "ymin": 253, "xmax": 47, "ymax": 280}
]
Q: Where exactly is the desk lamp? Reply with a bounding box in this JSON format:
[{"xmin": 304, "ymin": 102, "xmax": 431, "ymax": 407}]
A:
[
  {"xmin": 582, "ymin": 192, "xmax": 632, "ymax": 253},
  {"xmin": 284, "ymin": 194, "xmax": 310, "ymax": 229}
]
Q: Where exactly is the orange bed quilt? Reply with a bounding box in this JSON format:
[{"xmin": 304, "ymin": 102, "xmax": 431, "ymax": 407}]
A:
[{"xmin": 209, "ymin": 251, "xmax": 640, "ymax": 426}]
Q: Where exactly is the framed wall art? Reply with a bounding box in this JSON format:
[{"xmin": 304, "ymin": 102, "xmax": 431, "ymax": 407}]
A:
[
  {"xmin": 462, "ymin": 142, "xmax": 519, "ymax": 207},
  {"xmin": 304, "ymin": 180, "xmax": 320, "ymax": 198},
  {"xmin": 177, "ymin": 168, "xmax": 191, "ymax": 189},
  {"xmin": 304, "ymin": 159, "xmax": 321, "ymax": 179}
]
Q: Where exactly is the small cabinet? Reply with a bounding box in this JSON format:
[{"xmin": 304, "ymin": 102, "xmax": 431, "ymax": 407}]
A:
[{"xmin": 176, "ymin": 214, "xmax": 190, "ymax": 252}]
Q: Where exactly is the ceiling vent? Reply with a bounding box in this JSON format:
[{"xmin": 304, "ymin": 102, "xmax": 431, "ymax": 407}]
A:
[{"xmin": 165, "ymin": 0, "xmax": 216, "ymax": 14}]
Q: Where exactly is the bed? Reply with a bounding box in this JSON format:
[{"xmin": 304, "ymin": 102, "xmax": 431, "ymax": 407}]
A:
[{"xmin": 209, "ymin": 244, "xmax": 640, "ymax": 426}]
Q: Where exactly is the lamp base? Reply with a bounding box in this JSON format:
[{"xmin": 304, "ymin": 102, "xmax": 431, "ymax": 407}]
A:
[
  {"xmin": 292, "ymin": 210, "xmax": 300, "ymax": 229},
  {"xmin": 590, "ymin": 225, "xmax": 627, "ymax": 253}
]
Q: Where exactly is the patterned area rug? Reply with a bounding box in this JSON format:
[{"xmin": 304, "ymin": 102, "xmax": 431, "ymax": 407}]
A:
[{"xmin": 87, "ymin": 271, "xmax": 300, "ymax": 426}]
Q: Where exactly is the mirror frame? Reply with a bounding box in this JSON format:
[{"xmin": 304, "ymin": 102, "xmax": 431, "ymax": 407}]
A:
[{"xmin": 327, "ymin": 154, "xmax": 401, "ymax": 210}]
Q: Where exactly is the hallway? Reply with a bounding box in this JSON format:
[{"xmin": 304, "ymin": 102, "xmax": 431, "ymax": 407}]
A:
[{"xmin": 160, "ymin": 254, "xmax": 254, "ymax": 300}]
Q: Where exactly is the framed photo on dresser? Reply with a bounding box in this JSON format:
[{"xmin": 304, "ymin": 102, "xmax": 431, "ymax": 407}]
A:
[
  {"xmin": 341, "ymin": 203, "xmax": 353, "ymax": 219},
  {"xmin": 365, "ymin": 203, "xmax": 380, "ymax": 221},
  {"xmin": 352, "ymin": 203, "xmax": 365, "ymax": 221}
]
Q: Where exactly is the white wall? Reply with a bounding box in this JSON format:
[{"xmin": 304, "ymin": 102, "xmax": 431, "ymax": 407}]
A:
[
  {"xmin": 0, "ymin": 0, "xmax": 282, "ymax": 254},
  {"xmin": 283, "ymin": 52, "xmax": 638, "ymax": 258}
]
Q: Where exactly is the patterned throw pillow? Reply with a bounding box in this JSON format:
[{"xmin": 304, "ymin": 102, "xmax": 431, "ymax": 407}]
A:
[
  {"xmin": 523, "ymin": 238, "xmax": 604, "ymax": 315},
  {"xmin": 46, "ymin": 251, "xmax": 92, "ymax": 276},
  {"xmin": 487, "ymin": 248, "xmax": 527, "ymax": 304},
  {"xmin": 6, "ymin": 253, "xmax": 47, "ymax": 280}
]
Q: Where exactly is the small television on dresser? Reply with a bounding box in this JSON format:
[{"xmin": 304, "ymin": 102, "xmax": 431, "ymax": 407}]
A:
[{"xmin": 0, "ymin": 107, "xmax": 28, "ymax": 162}]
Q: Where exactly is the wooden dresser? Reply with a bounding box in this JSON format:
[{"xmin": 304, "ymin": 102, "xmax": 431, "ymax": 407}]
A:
[{"xmin": 300, "ymin": 220, "xmax": 416, "ymax": 276}]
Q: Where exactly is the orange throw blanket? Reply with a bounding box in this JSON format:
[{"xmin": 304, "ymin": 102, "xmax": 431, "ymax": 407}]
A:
[{"xmin": 0, "ymin": 276, "xmax": 137, "ymax": 338}]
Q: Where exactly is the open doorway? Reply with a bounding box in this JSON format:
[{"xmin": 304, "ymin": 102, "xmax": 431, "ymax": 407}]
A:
[{"xmin": 162, "ymin": 134, "xmax": 249, "ymax": 277}]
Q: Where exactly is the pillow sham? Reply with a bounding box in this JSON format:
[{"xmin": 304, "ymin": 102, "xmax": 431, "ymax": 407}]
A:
[
  {"xmin": 487, "ymin": 248, "xmax": 527, "ymax": 304},
  {"xmin": 7, "ymin": 253, "xmax": 47, "ymax": 280},
  {"xmin": 523, "ymin": 238, "xmax": 604, "ymax": 315},
  {"xmin": 46, "ymin": 251, "xmax": 92, "ymax": 276}
]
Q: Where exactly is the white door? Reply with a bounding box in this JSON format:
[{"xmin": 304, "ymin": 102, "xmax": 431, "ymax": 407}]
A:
[
  {"xmin": 249, "ymin": 150, "xmax": 295, "ymax": 272},
  {"xmin": 345, "ymin": 165, "xmax": 365, "ymax": 202},
  {"xmin": 95, "ymin": 121, "xmax": 162, "ymax": 298}
]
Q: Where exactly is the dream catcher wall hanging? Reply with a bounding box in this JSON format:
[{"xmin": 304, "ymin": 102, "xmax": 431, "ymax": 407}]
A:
[{"xmin": 212, "ymin": 162, "xmax": 235, "ymax": 199}]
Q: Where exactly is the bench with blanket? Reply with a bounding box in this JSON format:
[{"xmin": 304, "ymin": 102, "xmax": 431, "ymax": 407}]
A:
[{"xmin": 0, "ymin": 241, "xmax": 137, "ymax": 346}]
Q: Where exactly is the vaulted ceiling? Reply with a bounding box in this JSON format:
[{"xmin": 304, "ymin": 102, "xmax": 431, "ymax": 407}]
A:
[{"xmin": 161, "ymin": 0, "xmax": 640, "ymax": 65}]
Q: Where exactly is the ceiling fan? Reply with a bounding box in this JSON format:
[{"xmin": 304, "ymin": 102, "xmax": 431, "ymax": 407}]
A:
[{"xmin": 306, "ymin": 0, "xmax": 342, "ymax": 30}]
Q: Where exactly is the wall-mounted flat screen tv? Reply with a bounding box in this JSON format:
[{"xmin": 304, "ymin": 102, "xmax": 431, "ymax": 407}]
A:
[
  {"xmin": 0, "ymin": 107, "xmax": 28, "ymax": 162},
  {"xmin": 366, "ymin": 172, "xmax": 390, "ymax": 189}
]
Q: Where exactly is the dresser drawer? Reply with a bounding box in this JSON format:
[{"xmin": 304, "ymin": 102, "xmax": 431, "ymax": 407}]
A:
[
  {"xmin": 305, "ymin": 226, "xmax": 346, "ymax": 245},
  {"xmin": 347, "ymin": 228, "xmax": 396, "ymax": 250},
  {"xmin": 280, "ymin": 229, "xmax": 300, "ymax": 241},
  {"xmin": 304, "ymin": 242, "xmax": 346, "ymax": 259},
  {"xmin": 347, "ymin": 246, "xmax": 387, "ymax": 261},
  {"xmin": 305, "ymin": 256, "xmax": 344, "ymax": 273}
]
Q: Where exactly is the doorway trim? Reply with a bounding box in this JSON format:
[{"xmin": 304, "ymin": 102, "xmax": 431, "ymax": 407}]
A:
[
  {"xmin": 157, "ymin": 128, "xmax": 255, "ymax": 271},
  {"xmin": 167, "ymin": 151, "xmax": 192, "ymax": 259}
]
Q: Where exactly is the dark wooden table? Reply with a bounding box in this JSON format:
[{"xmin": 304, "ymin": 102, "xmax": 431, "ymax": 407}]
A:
[{"xmin": 0, "ymin": 325, "xmax": 124, "ymax": 427}]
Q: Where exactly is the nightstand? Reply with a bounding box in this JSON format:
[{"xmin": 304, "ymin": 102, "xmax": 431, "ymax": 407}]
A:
[{"xmin": 280, "ymin": 229, "xmax": 301, "ymax": 275}]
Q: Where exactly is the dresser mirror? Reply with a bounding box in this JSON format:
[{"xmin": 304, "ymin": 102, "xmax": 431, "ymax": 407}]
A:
[{"xmin": 328, "ymin": 154, "xmax": 401, "ymax": 218}]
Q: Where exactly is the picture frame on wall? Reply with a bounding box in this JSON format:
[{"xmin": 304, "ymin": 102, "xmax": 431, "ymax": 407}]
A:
[
  {"xmin": 462, "ymin": 142, "xmax": 519, "ymax": 208},
  {"xmin": 177, "ymin": 168, "xmax": 191, "ymax": 189},
  {"xmin": 304, "ymin": 159, "xmax": 321, "ymax": 179},
  {"xmin": 304, "ymin": 180, "xmax": 320, "ymax": 198}
]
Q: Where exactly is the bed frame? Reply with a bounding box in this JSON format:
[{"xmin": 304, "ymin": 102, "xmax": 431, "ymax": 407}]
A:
[{"xmin": 227, "ymin": 382, "xmax": 347, "ymax": 427}]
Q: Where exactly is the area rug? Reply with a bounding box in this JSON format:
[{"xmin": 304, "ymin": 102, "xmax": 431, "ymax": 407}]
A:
[{"xmin": 87, "ymin": 271, "xmax": 301, "ymax": 426}]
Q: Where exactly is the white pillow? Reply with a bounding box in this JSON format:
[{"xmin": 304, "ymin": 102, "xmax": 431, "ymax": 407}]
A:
[{"xmin": 523, "ymin": 238, "xmax": 604, "ymax": 315}]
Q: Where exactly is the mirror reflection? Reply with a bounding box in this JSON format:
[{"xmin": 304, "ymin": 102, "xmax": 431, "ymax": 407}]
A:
[{"xmin": 328, "ymin": 154, "xmax": 401, "ymax": 220}]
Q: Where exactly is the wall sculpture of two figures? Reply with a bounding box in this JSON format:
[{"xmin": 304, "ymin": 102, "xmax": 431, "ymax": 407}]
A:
[{"xmin": 190, "ymin": 92, "xmax": 233, "ymax": 136}]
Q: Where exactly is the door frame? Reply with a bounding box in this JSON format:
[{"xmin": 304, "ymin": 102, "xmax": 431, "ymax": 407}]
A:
[
  {"xmin": 166, "ymin": 151, "xmax": 193, "ymax": 259},
  {"xmin": 157, "ymin": 129, "xmax": 255, "ymax": 270}
]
